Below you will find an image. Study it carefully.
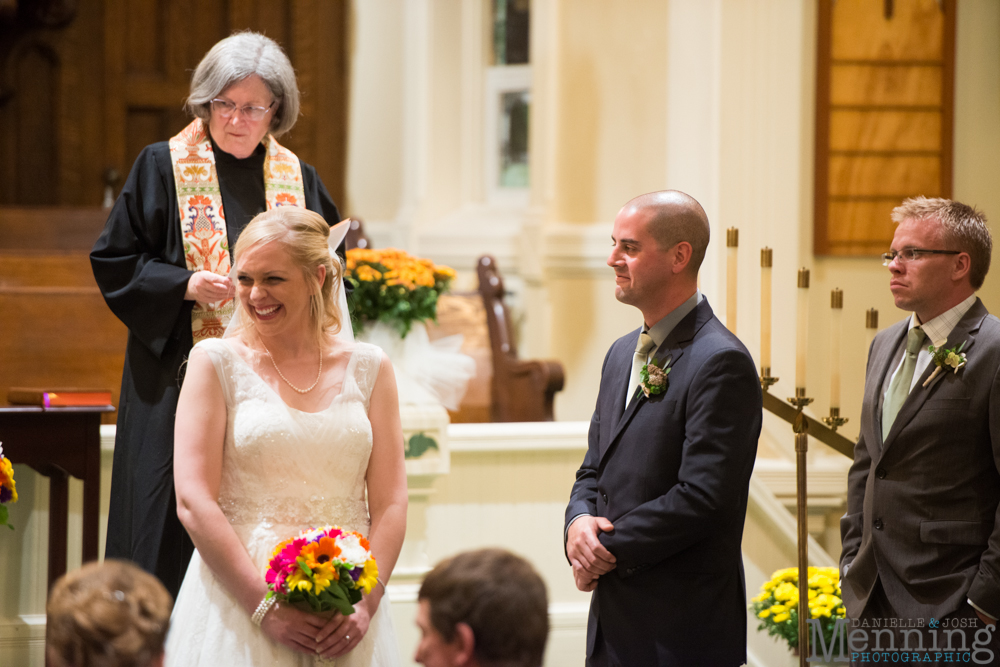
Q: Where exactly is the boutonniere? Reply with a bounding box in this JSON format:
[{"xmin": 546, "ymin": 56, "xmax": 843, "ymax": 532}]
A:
[
  {"xmin": 639, "ymin": 358, "xmax": 671, "ymax": 397},
  {"xmin": 922, "ymin": 341, "xmax": 967, "ymax": 387}
]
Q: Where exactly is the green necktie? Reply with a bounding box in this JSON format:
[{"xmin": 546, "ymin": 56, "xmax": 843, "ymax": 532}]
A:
[
  {"xmin": 626, "ymin": 332, "xmax": 656, "ymax": 409},
  {"xmin": 881, "ymin": 326, "xmax": 925, "ymax": 440}
]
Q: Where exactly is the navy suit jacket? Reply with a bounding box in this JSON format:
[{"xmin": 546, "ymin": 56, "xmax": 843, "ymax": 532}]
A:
[{"xmin": 566, "ymin": 298, "xmax": 762, "ymax": 666}]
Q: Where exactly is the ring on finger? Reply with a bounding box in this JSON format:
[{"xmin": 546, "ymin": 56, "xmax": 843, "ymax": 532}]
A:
[{"xmin": 345, "ymin": 635, "xmax": 350, "ymax": 642}]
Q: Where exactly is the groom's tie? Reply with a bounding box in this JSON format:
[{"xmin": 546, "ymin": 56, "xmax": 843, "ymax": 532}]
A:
[
  {"xmin": 881, "ymin": 326, "xmax": 925, "ymax": 440},
  {"xmin": 626, "ymin": 332, "xmax": 656, "ymax": 409}
]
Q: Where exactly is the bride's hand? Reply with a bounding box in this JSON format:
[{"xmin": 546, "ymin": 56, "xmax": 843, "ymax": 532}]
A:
[
  {"xmin": 260, "ymin": 602, "xmax": 327, "ymax": 655},
  {"xmin": 314, "ymin": 602, "xmax": 372, "ymax": 658}
]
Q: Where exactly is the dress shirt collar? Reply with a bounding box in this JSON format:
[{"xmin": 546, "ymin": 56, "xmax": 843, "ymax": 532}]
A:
[
  {"xmin": 908, "ymin": 294, "xmax": 977, "ymax": 346},
  {"xmin": 642, "ymin": 290, "xmax": 703, "ymax": 349}
]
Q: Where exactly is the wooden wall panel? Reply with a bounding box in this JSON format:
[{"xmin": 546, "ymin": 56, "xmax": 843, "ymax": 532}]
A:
[
  {"xmin": 829, "ymin": 111, "xmax": 941, "ymax": 152},
  {"xmin": 1, "ymin": 2, "xmax": 110, "ymax": 205},
  {"xmin": 12, "ymin": 44, "xmax": 58, "ymax": 205},
  {"xmin": 815, "ymin": 0, "xmax": 955, "ymax": 256},
  {"xmin": 125, "ymin": 0, "xmax": 167, "ymax": 78},
  {"xmin": 831, "ymin": 0, "xmax": 943, "ymax": 59},
  {"xmin": 827, "ymin": 202, "xmax": 898, "ymax": 243},
  {"xmin": 828, "ymin": 156, "xmax": 941, "ymax": 197},
  {"xmin": 829, "ymin": 66, "xmax": 942, "ymax": 106},
  {"xmin": 280, "ymin": 0, "xmax": 350, "ymax": 210},
  {"xmin": 1, "ymin": 1, "xmax": 348, "ymax": 207}
]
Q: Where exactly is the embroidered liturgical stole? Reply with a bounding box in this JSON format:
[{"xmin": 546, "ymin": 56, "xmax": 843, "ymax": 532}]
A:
[{"xmin": 169, "ymin": 118, "xmax": 306, "ymax": 343}]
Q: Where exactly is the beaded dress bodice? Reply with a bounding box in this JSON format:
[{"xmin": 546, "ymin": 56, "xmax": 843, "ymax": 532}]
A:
[{"xmin": 197, "ymin": 338, "xmax": 382, "ymax": 570}]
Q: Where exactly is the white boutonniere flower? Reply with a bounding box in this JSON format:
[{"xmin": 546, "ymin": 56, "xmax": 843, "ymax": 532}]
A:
[{"xmin": 922, "ymin": 341, "xmax": 967, "ymax": 388}]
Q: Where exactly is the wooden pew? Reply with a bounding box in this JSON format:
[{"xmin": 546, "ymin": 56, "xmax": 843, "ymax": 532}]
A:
[
  {"xmin": 477, "ymin": 255, "xmax": 564, "ymax": 422},
  {"xmin": 0, "ymin": 207, "xmax": 125, "ymax": 424}
]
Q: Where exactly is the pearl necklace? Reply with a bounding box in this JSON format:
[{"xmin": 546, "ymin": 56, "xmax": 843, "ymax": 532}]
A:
[{"xmin": 259, "ymin": 340, "xmax": 323, "ymax": 394}]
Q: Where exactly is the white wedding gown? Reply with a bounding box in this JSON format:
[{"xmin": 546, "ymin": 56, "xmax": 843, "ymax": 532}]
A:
[{"xmin": 165, "ymin": 339, "xmax": 402, "ymax": 667}]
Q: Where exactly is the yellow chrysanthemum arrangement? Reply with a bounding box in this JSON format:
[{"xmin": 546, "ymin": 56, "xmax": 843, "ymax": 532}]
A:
[
  {"xmin": 0, "ymin": 442, "xmax": 17, "ymax": 530},
  {"xmin": 345, "ymin": 248, "xmax": 456, "ymax": 338},
  {"xmin": 751, "ymin": 566, "xmax": 845, "ymax": 652}
]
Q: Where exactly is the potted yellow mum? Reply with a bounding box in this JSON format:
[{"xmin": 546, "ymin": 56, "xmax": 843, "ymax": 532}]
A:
[
  {"xmin": 345, "ymin": 248, "xmax": 456, "ymax": 338},
  {"xmin": 751, "ymin": 566, "xmax": 845, "ymax": 654}
]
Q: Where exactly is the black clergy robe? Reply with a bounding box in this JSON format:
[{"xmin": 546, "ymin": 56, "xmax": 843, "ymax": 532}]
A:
[{"xmin": 91, "ymin": 140, "xmax": 340, "ymax": 598}]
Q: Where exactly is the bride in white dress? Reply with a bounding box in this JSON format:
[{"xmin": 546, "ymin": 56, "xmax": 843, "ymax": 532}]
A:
[{"xmin": 165, "ymin": 207, "xmax": 407, "ymax": 666}]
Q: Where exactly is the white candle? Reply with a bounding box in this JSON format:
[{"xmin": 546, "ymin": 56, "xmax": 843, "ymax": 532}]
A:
[
  {"xmin": 866, "ymin": 308, "xmax": 879, "ymax": 357},
  {"xmin": 796, "ymin": 268, "xmax": 810, "ymax": 389},
  {"xmin": 761, "ymin": 248, "xmax": 773, "ymax": 370},
  {"xmin": 830, "ymin": 289, "xmax": 843, "ymax": 409},
  {"xmin": 726, "ymin": 228, "xmax": 738, "ymax": 334}
]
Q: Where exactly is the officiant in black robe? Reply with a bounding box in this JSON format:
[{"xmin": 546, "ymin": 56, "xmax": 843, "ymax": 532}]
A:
[{"xmin": 91, "ymin": 32, "xmax": 340, "ymax": 598}]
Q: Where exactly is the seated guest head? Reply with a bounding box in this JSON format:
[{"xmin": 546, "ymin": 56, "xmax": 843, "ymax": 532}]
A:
[
  {"xmin": 608, "ymin": 189, "xmax": 710, "ymax": 325},
  {"xmin": 886, "ymin": 196, "xmax": 991, "ymax": 322},
  {"xmin": 46, "ymin": 559, "xmax": 173, "ymax": 667},
  {"xmin": 232, "ymin": 207, "xmax": 343, "ymax": 345},
  {"xmin": 185, "ymin": 31, "xmax": 300, "ymax": 157},
  {"xmin": 415, "ymin": 548, "xmax": 549, "ymax": 667}
]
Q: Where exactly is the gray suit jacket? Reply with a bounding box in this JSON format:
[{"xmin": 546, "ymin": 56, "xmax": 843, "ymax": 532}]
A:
[{"xmin": 841, "ymin": 298, "xmax": 1000, "ymax": 620}]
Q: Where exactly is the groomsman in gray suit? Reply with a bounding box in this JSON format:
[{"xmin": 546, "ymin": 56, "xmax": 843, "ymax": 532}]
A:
[
  {"xmin": 565, "ymin": 191, "xmax": 761, "ymax": 666},
  {"xmin": 841, "ymin": 197, "xmax": 1000, "ymax": 662}
]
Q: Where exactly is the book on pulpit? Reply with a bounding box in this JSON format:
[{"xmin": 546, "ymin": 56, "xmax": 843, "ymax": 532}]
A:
[{"xmin": 7, "ymin": 388, "xmax": 113, "ymax": 408}]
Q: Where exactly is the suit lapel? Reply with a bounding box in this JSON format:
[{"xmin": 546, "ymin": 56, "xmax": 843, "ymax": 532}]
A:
[
  {"xmin": 606, "ymin": 331, "xmax": 636, "ymax": 440},
  {"xmin": 599, "ymin": 300, "xmax": 708, "ymax": 465},
  {"xmin": 881, "ymin": 300, "xmax": 986, "ymax": 456}
]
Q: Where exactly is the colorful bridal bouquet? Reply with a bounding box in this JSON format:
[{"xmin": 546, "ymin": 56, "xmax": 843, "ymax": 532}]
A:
[
  {"xmin": 751, "ymin": 566, "xmax": 845, "ymax": 651},
  {"xmin": 345, "ymin": 248, "xmax": 456, "ymax": 338},
  {"xmin": 265, "ymin": 526, "xmax": 378, "ymax": 615},
  {"xmin": 0, "ymin": 442, "xmax": 17, "ymax": 530}
]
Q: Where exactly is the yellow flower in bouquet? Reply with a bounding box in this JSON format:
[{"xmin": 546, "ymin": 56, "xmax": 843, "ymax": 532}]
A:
[
  {"xmin": 345, "ymin": 248, "xmax": 455, "ymax": 337},
  {"xmin": 358, "ymin": 556, "xmax": 379, "ymax": 595},
  {"xmin": 751, "ymin": 566, "xmax": 844, "ymax": 652}
]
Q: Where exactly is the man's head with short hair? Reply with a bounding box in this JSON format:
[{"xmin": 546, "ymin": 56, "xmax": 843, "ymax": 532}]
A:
[
  {"xmin": 608, "ymin": 190, "xmax": 710, "ymax": 326},
  {"xmin": 631, "ymin": 190, "xmax": 711, "ymax": 274},
  {"xmin": 415, "ymin": 548, "xmax": 548, "ymax": 667},
  {"xmin": 891, "ymin": 196, "xmax": 992, "ymax": 290},
  {"xmin": 887, "ymin": 197, "xmax": 991, "ymax": 322}
]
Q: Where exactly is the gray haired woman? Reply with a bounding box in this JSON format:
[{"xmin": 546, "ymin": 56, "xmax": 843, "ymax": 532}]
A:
[{"xmin": 91, "ymin": 31, "xmax": 341, "ymax": 601}]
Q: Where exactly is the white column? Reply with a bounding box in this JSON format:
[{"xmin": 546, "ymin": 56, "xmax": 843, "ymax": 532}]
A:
[
  {"xmin": 395, "ymin": 0, "xmax": 433, "ymax": 246},
  {"xmin": 665, "ymin": 0, "xmax": 722, "ymax": 303}
]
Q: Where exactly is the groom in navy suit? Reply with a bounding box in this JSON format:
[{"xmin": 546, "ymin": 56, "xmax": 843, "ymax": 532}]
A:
[{"xmin": 565, "ymin": 191, "xmax": 762, "ymax": 666}]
